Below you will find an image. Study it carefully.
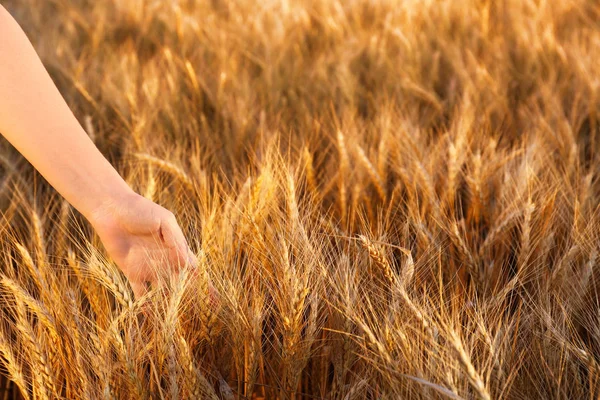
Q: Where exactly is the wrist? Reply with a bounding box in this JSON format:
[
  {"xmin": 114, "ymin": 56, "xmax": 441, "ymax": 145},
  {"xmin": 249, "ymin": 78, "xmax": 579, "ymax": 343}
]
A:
[{"xmin": 85, "ymin": 184, "xmax": 138, "ymax": 229}]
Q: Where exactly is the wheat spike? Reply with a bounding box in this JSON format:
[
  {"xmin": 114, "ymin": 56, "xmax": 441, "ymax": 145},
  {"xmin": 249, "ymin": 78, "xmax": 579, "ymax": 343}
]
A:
[
  {"xmin": 13, "ymin": 299, "xmax": 54, "ymax": 399},
  {"xmin": 0, "ymin": 332, "xmax": 30, "ymax": 400},
  {"xmin": 358, "ymin": 235, "xmax": 395, "ymax": 286},
  {"xmin": 355, "ymin": 143, "xmax": 386, "ymax": 201},
  {"xmin": 87, "ymin": 252, "xmax": 133, "ymax": 308},
  {"xmin": 448, "ymin": 330, "xmax": 491, "ymax": 400},
  {"xmin": 134, "ymin": 153, "xmax": 194, "ymax": 192},
  {"xmin": 1, "ymin": 277, "xmax": 59, "ymax": 341}
]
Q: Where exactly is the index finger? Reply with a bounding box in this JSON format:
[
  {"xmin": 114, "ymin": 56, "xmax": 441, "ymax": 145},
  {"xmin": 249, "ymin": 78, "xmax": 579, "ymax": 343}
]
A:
[{"xmin": 158, "ymin": 215, "xmax": 194, "ymax": 271}]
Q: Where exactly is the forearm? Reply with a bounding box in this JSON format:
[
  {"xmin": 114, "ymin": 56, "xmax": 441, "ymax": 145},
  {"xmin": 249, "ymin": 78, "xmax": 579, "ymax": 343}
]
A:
[{"xmin": 0, "ymin": 5, "xmax": 133, "ymax": 220}]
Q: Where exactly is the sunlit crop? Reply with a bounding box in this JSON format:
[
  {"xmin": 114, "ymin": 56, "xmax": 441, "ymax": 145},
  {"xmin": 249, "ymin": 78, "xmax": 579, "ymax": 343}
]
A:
[{"xmin": 0, "ymin": 0, "xmax": 599, "ymax": 398}]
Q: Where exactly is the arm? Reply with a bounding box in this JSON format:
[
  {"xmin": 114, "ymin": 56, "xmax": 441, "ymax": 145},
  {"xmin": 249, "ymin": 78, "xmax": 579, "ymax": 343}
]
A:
[{"xmin": 0, "ymin": 5, "xmax": 194, "ymax": 297}]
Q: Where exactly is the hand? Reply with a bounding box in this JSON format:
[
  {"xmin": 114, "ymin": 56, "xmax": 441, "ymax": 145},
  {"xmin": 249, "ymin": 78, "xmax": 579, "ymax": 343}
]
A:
[{"xmin": 89, "ymin": 191, "xmax": 196, "ymax": 298}]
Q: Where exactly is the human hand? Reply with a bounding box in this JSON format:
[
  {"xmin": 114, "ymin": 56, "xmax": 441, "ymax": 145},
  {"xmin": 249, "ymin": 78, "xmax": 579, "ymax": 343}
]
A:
[{"xmin": 89, "ymin": 191, "xmax": 196, "ymax": 298}]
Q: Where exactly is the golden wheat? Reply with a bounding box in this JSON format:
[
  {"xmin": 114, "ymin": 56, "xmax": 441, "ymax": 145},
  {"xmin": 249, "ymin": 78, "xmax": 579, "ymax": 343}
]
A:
[{"xmin": 0, "ymin": 0, "xmax": 598, "ymax": 398}]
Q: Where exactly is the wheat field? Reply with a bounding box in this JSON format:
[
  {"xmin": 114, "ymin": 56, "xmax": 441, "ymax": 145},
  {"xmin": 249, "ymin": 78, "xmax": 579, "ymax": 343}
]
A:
[{"xmin": 0, "ymin": 0, "xmax": 599, "ymax": 398}]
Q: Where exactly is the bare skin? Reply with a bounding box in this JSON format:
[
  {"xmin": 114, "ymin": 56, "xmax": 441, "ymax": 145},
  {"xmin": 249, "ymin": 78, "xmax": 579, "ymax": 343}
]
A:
[{"xmin": 0, "ymin": 5, "xmax": 195, "ymax": 298}]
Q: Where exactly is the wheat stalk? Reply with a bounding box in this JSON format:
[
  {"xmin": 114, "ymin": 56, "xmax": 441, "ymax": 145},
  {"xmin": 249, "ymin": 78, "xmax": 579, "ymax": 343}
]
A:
[
  {"xmin": 355, "ymin": 143, "xmax": 386, "ymax": 201},
  {"xmin": 358, "ymin": 235, "xmax": 395, "ymax": 286},
  {"xmin": 0, "ymin": 332, "xmax": 30, "ymax": 400},
  {"xmin": 0, "ymin": 1, "xmax": 598, "ymax": 399},
  {"xmin": 447, "ymin": 329, "xmax": 491, "ymax": 400},
  {"xmin": 179, "ymin": 335, "xmax": 219, "ymax": 400},
  {"xmin": 337, "ymin": 130, "xmax": 350, "ymax": 222},
  {"xmin": 87, "ymin": 252, "xmax": 133, "ymax": 309},
  {"xmin": 302, "ymin": 146, "xmax": 317, "ymax": 199},
  {"xmin": 13, "ymin": 243, "xmax": 46, "ymax": 292},
  {"xmin": 0, "ymin": 277, "xmax": 59, "ymax": 341},
  {"xmin": 134, "ymin": 153, "xmax": 194, "ymax": 192},
  {"xmin": 13, "ymin": 299, "xmax": 54, "ymax": 399}
]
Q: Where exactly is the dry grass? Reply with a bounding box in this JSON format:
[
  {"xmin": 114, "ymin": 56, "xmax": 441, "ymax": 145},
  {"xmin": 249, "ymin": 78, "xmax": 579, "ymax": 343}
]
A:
[{"xmin": 0, "ymin": 0, "xmax": 599, "ymax": 398}]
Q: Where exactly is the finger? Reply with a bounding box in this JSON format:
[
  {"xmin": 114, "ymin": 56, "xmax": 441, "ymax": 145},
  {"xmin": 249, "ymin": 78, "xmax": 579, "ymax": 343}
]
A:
[
  {"xmin": 130, "ymin": 280, "xmax": 148, "ymax": 300},
  {"xmin": 158, "ymin": 212, "xmax": 186, "ymax": 249},
  {"xmin": 140, "ymin": 248, "xmax": 174, "ymax": 282},
  {"xmin": 159, "ymin": 215, "xmax": 192, "ymax": 271},
  {"xmin": 187, "ymin": 248, "xmax": 198, "ymax": 268}
]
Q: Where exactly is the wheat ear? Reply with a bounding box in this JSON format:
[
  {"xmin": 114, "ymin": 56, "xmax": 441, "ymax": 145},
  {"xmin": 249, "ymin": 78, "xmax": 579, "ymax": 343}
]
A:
[{"xmin": 134, "ymin": 153, "xmax": 194, "ymax": 192}]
